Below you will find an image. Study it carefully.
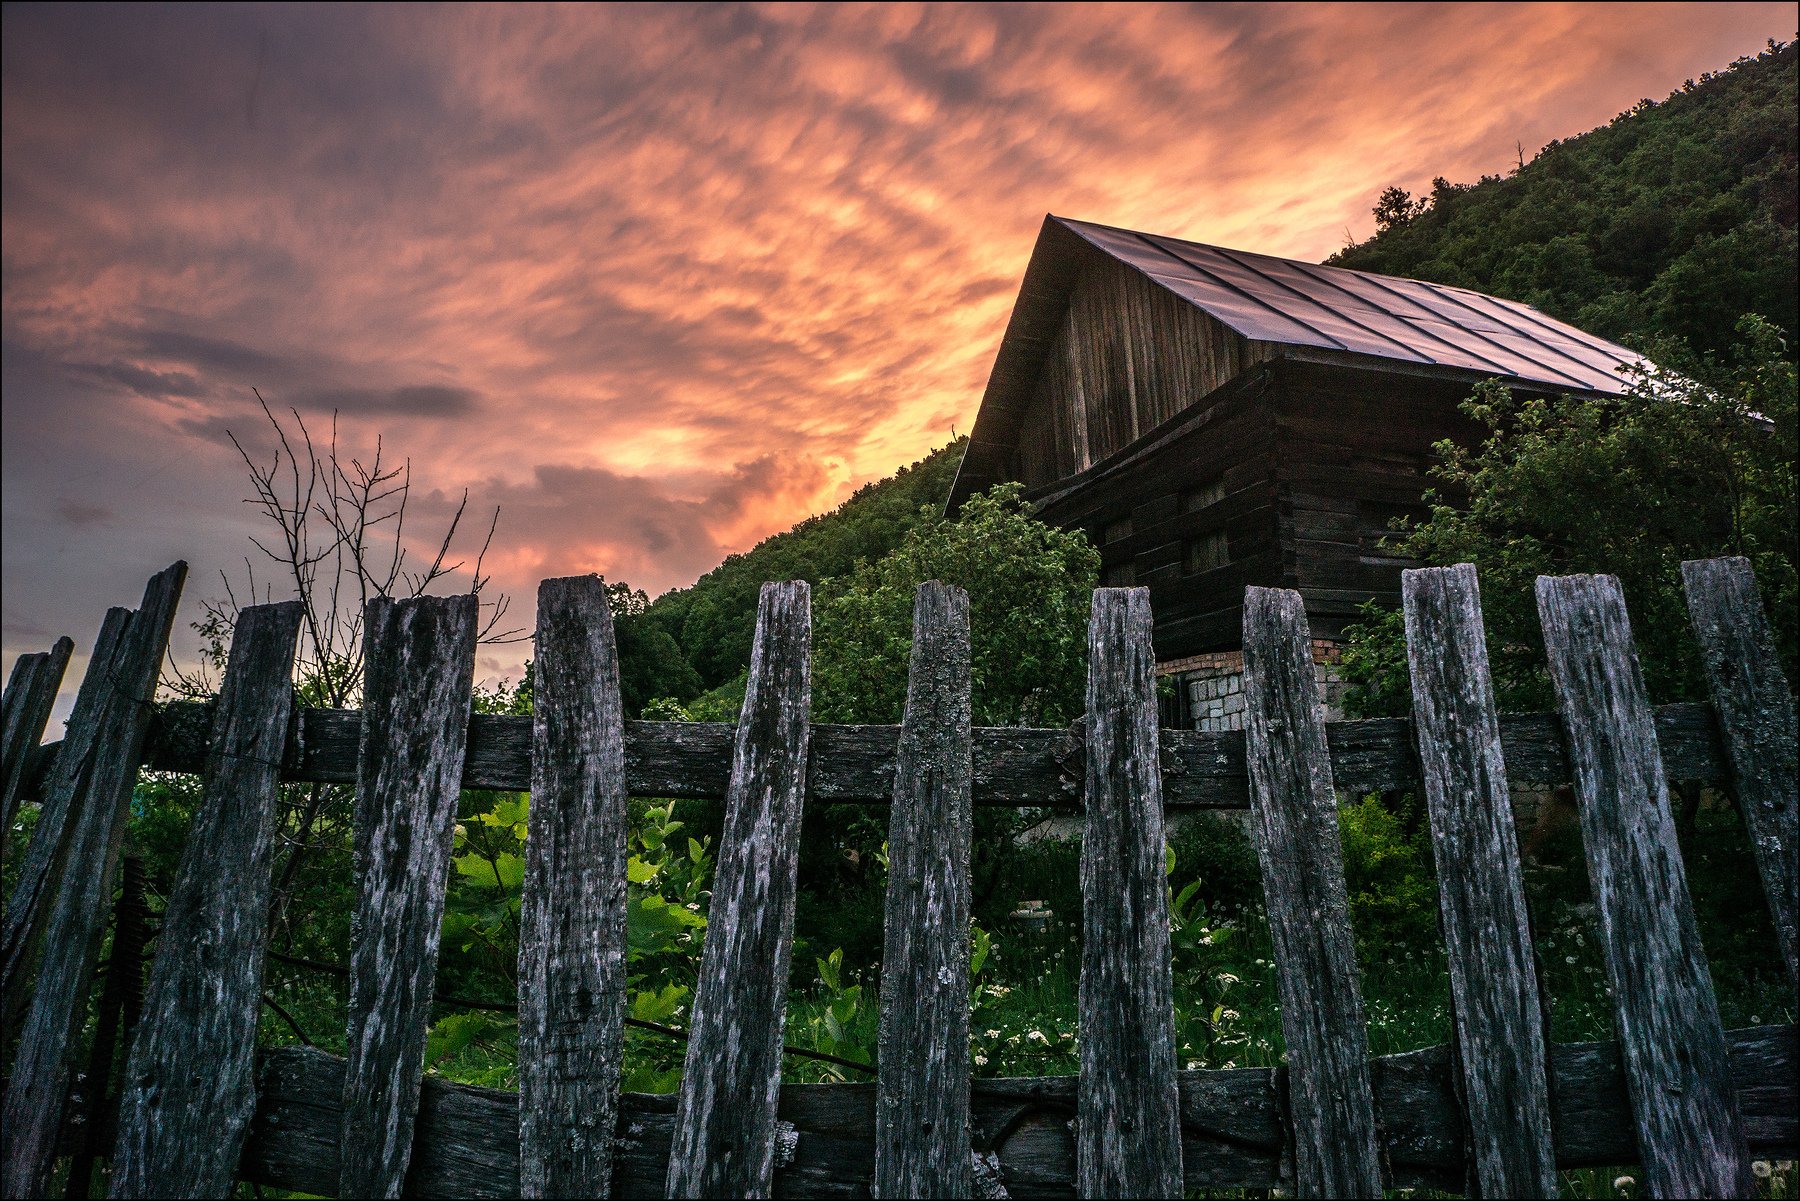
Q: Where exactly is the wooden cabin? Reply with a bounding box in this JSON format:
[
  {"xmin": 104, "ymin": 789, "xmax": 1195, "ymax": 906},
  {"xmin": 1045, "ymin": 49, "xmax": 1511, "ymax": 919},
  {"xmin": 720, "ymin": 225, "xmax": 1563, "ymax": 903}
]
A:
[{"xmin": 947, "ymin": 215, "xmax": 1643, "ymax": 729}]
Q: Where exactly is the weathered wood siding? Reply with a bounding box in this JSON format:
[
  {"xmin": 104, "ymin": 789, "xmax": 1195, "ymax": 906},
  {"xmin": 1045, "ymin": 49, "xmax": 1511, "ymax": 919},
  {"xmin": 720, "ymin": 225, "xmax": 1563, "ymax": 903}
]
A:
[
  {"xmin": 1024, "ymin": 358, "xmax": 1488, "ymax": 658},
  {"xmin": 1275, "ymin": 361, "xmax": 1481, "ymax": 642},
  {"xmin": 1013, "ymin": 255, "xmax": 1271, "ymax": 488},
  {"xmin": 1033, "ymin": 368, "xmax": 1284, "ymax": 657}
]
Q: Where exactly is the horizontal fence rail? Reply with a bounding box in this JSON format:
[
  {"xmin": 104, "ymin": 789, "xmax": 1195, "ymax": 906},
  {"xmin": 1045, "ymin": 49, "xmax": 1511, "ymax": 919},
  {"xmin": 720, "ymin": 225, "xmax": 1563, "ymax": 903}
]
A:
[
  {"xmin": 25, "ymin": 696, "xmax": 1730, "ymax": 807},
  {"xmin": 230, "ymin": 1028, "xmax": 1797, "ymax": 1198}
]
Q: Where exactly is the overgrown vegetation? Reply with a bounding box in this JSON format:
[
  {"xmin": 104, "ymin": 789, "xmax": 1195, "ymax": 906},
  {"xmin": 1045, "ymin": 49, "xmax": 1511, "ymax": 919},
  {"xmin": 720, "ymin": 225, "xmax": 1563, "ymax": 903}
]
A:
[{"xmin": 1339, "ymin": 315, "xmax": 1798, "ymax": 714}]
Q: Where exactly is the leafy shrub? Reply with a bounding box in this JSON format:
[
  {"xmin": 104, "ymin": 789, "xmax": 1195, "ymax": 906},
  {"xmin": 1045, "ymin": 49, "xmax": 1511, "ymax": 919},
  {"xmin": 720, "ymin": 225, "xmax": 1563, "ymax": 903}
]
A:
[{"xmin": 1338, "ymin": 793, "xmax": 1440, "ymax": 959}]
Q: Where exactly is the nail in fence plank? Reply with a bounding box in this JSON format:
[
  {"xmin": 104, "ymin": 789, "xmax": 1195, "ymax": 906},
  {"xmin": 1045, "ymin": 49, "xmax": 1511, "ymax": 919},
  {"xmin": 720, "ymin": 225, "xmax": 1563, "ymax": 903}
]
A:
[
  {"xmin": 0, "ymin": 561, "xmax": 186, "ymax": 1200},
  {"xmin": 667, "ymin": 581, "xmax": 812, "ymax": 1199},
  {"xmin": 1240, "ymin": 586, "xmax": 1383, "ymax": 1198},
  {"xmin": 1536, "ymin": 573, "xmax": 1752, "ymax": 1198},
  {"xmin": 518, "ymin": 577, "xmax": 631, "ymax": 1198},
  {"xmin": 1401, "ymin": 565, "xmax": 1557, "ymax": 1197},
  {"xmin": 0, "ymin": 635, "xmax": 73, "ymax": 850},
  {"xmin": 340, "ymin": 594, "xmax": 479, "ymax": 1200},
  {"xmin": 875, "ymin": 582, "xmax": 974, "ymax": 1198},
  {"xmin": 1077, "ymin": 587, "xmax": 1184, "ymax": 1198},
  {"xmin": 1680, "ymin": 556, "xmax": 1798, "ymax": 988},
  {"xmin": 109, "ymin": 600, "xmax": 305, "ymax": 1198}
]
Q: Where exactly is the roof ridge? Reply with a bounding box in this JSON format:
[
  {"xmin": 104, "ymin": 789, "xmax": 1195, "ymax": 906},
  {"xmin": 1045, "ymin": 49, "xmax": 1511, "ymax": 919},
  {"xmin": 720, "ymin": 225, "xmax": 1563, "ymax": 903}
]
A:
[{"xmin": 1049, "ymin": 213, "xmax": 1636, "ymax": 394}]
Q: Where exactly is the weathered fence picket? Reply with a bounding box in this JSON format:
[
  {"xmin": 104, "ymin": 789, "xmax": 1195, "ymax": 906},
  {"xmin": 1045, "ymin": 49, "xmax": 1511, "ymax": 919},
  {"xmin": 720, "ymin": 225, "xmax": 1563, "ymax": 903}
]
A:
[
  {"xmin": 0, "ymin": 634, "xmax": 72, "ymax": 853},
  {"xmin": 339, "ymin": 594, "xmax": 480, "ymax": 1200},
  {"xmin": 517, "ymin": 576, "xmax": 632, "ymax": 1199},
  {"xmin": 2, "ymin": 607, "xmax": 130, "ymax": 1030},
  {"xmin": 1401, "ymin": 565, "xmax": 1558, "ymax": 1198},
  {"xmin": 1, "ymin": 561, "xmax": 185, "ymax": 1201},
  {"xmin": 666, "ymin": 581, "xmax": 812, "ymax": 1199},
  {"xmin": 1537, "ymin": 573, "xmax": 1752, "ymax": 1198},
  {"xmin": 1240, "ymin": 585, "xmax": 1383, "ymax": 1199},
  {"xmin": 108, "ymin": 599, "xmax": 304, "ymax": 1198},
  {"xmin": 1, "ymin": 556, "xmax": 1794, "ymax": 1201},
  {"xmin": 874, "ymin": 582, "xmax": 975, "ymax": 1199},
  {"xmin": 1680, "ymin": 555, "xmax": 1799, "ymax": 988},
  {"xmin": 1077, "ymin": 587, "xmax": 1184, "ymax": 1198}
]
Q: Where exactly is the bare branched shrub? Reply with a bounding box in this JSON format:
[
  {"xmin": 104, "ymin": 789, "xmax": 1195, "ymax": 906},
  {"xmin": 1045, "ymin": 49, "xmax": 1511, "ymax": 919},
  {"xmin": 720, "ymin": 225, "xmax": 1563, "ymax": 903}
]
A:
[
  {"xmin": 167, "ymin": 390, "xmax": 526, "ymax": 707},
  {"xmin": 164, "ymin": 391, "xmax": 528, "ymax": 947}
]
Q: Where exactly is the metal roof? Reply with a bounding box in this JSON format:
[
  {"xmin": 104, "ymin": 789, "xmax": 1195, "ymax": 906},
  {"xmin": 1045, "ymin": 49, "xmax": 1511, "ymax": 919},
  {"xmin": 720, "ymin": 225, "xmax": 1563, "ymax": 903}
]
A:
[{"xmin": 1059, "ymin": 216, "xmax": 1645, "ymax": 395}]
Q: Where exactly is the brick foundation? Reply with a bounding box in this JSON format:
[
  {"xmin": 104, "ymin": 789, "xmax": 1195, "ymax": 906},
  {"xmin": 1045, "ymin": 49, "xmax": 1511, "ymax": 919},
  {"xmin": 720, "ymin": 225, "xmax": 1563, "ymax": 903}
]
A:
[{"xmin": 1160, "ymin": 642, "xmax": 1346, "ymax": 732}]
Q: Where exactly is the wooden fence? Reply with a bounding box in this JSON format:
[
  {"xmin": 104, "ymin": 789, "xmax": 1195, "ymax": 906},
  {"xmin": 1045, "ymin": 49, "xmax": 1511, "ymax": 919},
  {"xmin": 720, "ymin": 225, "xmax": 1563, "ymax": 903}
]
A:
[{"xmin": 0, "ymin": 557, "xmax": 1794, "ymax": 1199}]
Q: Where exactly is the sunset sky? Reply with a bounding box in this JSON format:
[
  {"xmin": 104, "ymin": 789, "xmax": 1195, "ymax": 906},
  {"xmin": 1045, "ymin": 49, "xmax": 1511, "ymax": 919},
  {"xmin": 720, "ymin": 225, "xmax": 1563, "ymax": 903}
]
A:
[{"xmin": 3, "ymin": 2, "xmax": 1793, "ymax": 702}]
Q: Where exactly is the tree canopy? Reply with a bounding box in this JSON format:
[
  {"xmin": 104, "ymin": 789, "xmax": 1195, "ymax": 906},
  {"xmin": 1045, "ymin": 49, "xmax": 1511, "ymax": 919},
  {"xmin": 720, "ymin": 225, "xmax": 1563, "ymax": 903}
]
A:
[
  {"xmin": 1341, "ymin": 316, "xmax": 1798, "ymax": 716},
  {"xmin": 811, "ymin": 482, "xmax": 1100, "ymax": 727}
]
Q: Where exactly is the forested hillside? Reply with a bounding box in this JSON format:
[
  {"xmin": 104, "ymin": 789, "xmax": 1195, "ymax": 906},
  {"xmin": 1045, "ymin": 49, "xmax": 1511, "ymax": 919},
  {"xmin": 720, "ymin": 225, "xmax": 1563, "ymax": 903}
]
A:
[
  {"xmin": 1330, "ymin": 40, "xmax": 1796, "ymax": 360},
  {"xmin": 645, "ymin": 438, "xmax": 964, "ymax": 691}
]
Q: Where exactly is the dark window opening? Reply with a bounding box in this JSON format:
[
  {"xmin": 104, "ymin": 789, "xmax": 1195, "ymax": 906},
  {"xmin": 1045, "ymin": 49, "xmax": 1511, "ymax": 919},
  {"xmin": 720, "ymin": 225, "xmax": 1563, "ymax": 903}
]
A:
[
  {"xmin": 1103, "ymin": 517, "xmax": 1134, "ymax": 544},
  {"xmin": 1103, "ymin": 560, "xmax": 1137, "ymax": 587},
  {"xmin": 1182, "ymin": 476, "xmax": 1226, "ymax": 513},
  {"xmin": 1184, "ymin": 531, "xmax": 1229, "ymax": 575}
]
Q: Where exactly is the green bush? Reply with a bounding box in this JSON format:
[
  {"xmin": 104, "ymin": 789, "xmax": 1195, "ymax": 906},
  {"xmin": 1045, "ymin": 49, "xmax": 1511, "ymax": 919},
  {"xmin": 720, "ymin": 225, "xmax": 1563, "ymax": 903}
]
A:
[{"xmin": 1338, "ymin": 793, "xmax": 1440, "ymax": 959}]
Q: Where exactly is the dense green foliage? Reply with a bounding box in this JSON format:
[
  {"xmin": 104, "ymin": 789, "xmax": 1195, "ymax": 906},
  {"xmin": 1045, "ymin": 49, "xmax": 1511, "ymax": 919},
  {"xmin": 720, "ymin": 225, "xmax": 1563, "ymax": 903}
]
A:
[
  {"xmin": 812, "ymin": 482, "xmax": 1099, "ymax": 727},
  {"xmin": 644, "ymin": 440, "xmax": 965, "ymax": 692},
  {"xmin": 1340, "ymin": 317, "xmax": 1798, "ymax": 713},
  {"xmin": 1332, "ymin": 41, "xmax": 1797, "ymax": 361}
]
